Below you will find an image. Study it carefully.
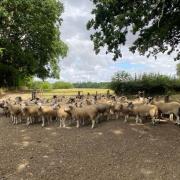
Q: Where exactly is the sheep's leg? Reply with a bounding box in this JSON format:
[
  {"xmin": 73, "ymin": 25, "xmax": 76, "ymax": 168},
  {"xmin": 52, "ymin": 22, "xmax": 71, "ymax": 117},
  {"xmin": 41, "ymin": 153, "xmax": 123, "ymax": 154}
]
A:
[
  {"xmin": 99, "ymin": 113, "xmax": 103, "ymax": 123},
  {"xmin": 106, "ymin": 114, "xmax": 108, "ymax": 121},
  {"xmin": 12, "ymin": 116, "xmax": 14, "ymax": 124},
  {"xmin": 13, "ymin": 116, "xmax": 17, "ymax": 125},
  {"xmin": 63, "ymin": 118, "xmax": 66, "ymax": 128},
  {"xmin": 15, "ymin": 116, "xmax": 18, "ymax": 124},
  {"xmin": 118, "ymin": 112, "xmax": 121, "ymax": 119},
  {"xmin": 155, "ymin": 118, "xmax": 160, "ymax": 124},
  {"xmin": 96, "ymin": 115, "xmax": 100, "ymax": 124},
  {"xmin": 169, "ymin": 114, "xmax": 174, "ymax": 121},
  {"xmin": 50, "ymin": 116, "xmax": 53, "ymax": 123},
  {"xmin": 116, "ymin": 113, "xmax": 119, "ymax": 120},
  {"xmin": 135, "ymin": 115, "xmax": 139, "ymax": 124},
  {"xmin": 30, "ymin": 117, "xmax": 33, "ymax": 124},
  {"xmin": 14, "ymin": 116, "xmax": 17, "ymax": 125},
  {"xmin": 26, "ymin": 117, "xmax": 30, "ymax": 126},
  {"xmin": 47, "ymin": 117, "xmax": 49, "ymax": 125},
  {"xmin": 42, "ymin": 116, "xmax": 45, "ymax": 127},
  {"xmin": 139, "ymin": 117, "xmax": 142, "ymax": 124},
  {"xmin": 175, "ymin": 116, "xmax": 180, "ymax": 125},
  {"xmin": 20, "ymin": 116, "xmax": 22, "ymax": 124},
  {"xmin": 91, "ymin": 119, "xmax": 95, "ymax": 129},
  {"xmin": 55, "ymin": 117, "xmax": 58, "ymax": 122},
  {"xmin": 59, "ymin": 118, "xmax": 62, "ymax": 128},
  {"xmin": 124, "ymin": 114, "xmax": 129, "ymax": 123},
  {"xmin": 152, "ymin": 117, "xmax": 156, "ymax": 126},
  {"xmin": 82, "ymin": 118, "xmax": 85, "ymax": 126},
  {"xmin": 11, "ymin": 115, "xmax": 13, "ymax": 123},
  {"xmin": 48, "ymin": 116, "xmax": 52, "ymax": 124},
  {"xmin": 76, "ymin": 120, "xmax": 80, "ymax": 128}
]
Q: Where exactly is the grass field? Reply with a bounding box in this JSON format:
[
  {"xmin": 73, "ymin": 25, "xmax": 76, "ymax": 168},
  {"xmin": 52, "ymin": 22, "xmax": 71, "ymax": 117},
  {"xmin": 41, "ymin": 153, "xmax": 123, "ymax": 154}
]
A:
[
  {"xmin": 38, "ymin": 88, "xmax": 114, "ymax": 98},
  {"xmin": 0, "ymin": 88, "xmax": 114, "ymax": 100}
]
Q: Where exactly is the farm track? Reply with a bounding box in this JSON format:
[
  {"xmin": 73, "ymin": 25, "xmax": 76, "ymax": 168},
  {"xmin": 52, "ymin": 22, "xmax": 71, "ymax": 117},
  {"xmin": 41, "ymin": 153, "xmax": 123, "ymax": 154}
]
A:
[{"xmin": 0, "ymin": 117, "xmax": 180, "ymax": 180}]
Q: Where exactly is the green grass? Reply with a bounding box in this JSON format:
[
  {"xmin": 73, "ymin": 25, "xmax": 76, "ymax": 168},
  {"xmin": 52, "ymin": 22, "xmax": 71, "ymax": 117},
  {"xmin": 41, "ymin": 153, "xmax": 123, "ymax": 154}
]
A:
[
  {"xmin": 14, "ymin": 88, "xmax": 113, "ymax": 99},
  {"xmin": 1, "ymin": 88, "xmax": 114, "ymax": 100},
  {"xmin": 38, "ymin": 88, "xmax": 113, "ymax": 98}
]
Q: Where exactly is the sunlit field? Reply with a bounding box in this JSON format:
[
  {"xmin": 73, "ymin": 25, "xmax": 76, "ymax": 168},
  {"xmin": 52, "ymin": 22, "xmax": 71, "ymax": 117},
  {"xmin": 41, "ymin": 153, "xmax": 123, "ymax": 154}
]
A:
[
  {"xmin": 0, "ymin": 88, "xmax": 114, "ymax": 100},
  {"xmin": 40, "ymin": 88, "xmax": 113, "ymax": 97}
]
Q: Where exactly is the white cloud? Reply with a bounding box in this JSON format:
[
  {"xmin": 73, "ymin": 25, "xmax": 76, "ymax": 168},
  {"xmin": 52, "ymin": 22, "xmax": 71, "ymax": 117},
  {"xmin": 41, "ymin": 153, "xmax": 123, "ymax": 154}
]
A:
[{"xmin": 55, "ymin": 0, "xmax": 178, "ymax": 83}]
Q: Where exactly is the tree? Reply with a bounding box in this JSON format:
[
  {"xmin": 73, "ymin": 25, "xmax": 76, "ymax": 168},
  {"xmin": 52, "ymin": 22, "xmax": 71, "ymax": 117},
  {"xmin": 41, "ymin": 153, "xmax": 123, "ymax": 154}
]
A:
[
  {"xmin": 112, "ymin": 71, "xmax": 132, "ymax": 82},
  {"xmin": 53, "ymin": 81, "xmax": 74, "ymax": 89},
  {"xmin": 87, "ymin": 0, "xmax": 180, "ymax": 61},
  {"xmin": 0, "ymin": 0, "xmax": 68, "ymax": 87},
  {"xmin": 176, "ymin": 63, "xmax": 180, "ymax": 78}
]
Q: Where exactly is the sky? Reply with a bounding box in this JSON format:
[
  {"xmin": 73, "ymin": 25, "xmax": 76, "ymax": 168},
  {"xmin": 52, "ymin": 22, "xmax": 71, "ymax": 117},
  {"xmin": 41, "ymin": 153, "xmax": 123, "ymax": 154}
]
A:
[{"xmin": 58, "ymin": 0, "xmax": 178, "ymax": 83}]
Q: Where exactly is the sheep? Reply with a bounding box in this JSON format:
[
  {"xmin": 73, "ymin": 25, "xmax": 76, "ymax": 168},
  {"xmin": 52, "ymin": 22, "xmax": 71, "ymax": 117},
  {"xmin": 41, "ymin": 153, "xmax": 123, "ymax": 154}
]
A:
[
  {"xmin": 110, "ymin": 102, "xmax": 127, "ymax": 121},
  {"xmin": 94, "ymin": 103, "xmax": 114, "ymax": 122},
  {"xmin": 110, "ymin": 102, "xmax": 122, "ymax": 120},
  {"xmin": 0, "ymin": 101, "xmax": 9, "ymax": 117},
  {"xmin": 55, "ymin": 105, "xmax": 71, "ymax": 128},
  {"xmin": 127, "ymin": 102, "xmax": 159, "ymax": 125},
  {"xmin": 6, "ymin": 102, "xmax": 23, "ymax": 124},
  {"xmin": 22, "ymin": 105, "xmax": 41, "ymax": 126},
  {"xmin": 38, "ymin": 105, "xmax": 57, "ymax": 127},
  {"xmin": 110, "ymin": 101, "xmax": 136, "ymax": 123},
  {"xmin": 65, "ymin": 105, "xmax": 101, "ymax": 128},
  {"xmin": 150, "ymin": 99, "xmax": 180, "ymax": 125}
]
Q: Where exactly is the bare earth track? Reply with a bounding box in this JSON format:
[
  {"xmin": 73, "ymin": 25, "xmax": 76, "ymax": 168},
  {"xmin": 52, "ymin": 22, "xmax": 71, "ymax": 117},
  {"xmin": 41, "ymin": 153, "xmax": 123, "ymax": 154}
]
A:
[{"xmin": 0, "ymin": 117, "xmax": 180, "ymax": 180}]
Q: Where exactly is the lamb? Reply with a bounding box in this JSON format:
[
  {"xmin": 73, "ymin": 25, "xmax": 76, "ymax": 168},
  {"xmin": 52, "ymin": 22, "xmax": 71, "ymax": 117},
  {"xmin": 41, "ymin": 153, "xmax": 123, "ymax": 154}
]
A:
[{"xmin": 127, "ymin": 102, "xmax": 159, "ymax": 125}]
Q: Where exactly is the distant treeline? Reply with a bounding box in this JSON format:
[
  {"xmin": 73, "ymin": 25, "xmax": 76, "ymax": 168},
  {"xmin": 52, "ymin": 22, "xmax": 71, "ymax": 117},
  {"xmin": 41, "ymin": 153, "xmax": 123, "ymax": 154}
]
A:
[
  {"xmin": 17, "ymin": 80, "xmax": 110, "ymax": 90},
  {"xmin": 73, "ymin": 82, "xmax": 110, "ymax": 89},
  {"xmin": 30, "ymin": 81, "xmax": 73, "ymax": 90},
  {"xmin": 110, "ymin": 71, "xmax": 180, "ymax": 95}
]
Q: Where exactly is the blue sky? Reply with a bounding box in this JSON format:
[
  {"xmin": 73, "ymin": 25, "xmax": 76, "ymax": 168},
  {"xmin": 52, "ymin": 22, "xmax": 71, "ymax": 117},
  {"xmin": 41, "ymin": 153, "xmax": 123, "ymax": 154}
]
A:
[{"xmin": 54, "ymin": 0, "xmax": 178, "ymax": 83}]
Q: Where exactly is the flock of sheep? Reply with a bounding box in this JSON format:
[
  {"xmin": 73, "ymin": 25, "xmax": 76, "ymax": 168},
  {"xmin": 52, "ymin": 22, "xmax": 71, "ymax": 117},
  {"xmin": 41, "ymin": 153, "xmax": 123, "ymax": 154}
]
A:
[{"xmin": 0, "ymin": 93, "xmax": 180, "ymax": 129}]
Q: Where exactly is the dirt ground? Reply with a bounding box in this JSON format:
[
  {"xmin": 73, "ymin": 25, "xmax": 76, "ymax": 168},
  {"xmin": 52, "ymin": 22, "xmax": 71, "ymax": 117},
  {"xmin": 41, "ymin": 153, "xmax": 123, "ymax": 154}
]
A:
[{"xmin": 0, "ymin": 116, "xmax": 180, "ymax": 180}]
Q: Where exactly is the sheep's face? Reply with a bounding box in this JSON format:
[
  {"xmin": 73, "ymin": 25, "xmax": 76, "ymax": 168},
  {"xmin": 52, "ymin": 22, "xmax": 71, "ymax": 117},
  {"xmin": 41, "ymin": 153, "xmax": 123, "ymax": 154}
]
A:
[
  {"xmin": 127, "ymin": 102, "xmax": 134, "ymax": 110},
  {"xmin": 147, "ymin": 97, "xmax": 153, "ymax": 103},
  {"xmin": 52, "ymin": 103, "xmax": 60, "ymax": 110},
  {"xmin": 64, "ymin": 106, "xmax": 73, "ymax": 113}
]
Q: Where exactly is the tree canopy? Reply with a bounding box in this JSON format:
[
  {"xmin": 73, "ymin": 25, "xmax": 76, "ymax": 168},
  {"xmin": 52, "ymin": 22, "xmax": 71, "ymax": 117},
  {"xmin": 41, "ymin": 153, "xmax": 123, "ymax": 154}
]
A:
[
  {"xmin": 87, "ymin": 0, "xmax": 180, "ymax": 61},
  {"xmin": 112, "ymin": 71, "xmax": 132, "ymax": 82},
  {"xmin": 0, "ymin": 0, "xmax": 68, "ymax": 87}
]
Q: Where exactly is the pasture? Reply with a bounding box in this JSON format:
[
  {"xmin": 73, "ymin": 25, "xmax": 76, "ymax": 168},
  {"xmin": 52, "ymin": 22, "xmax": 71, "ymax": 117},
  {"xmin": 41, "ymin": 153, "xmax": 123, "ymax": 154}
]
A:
[{"xmin": 0, "ymin": 88, "xmax": 113, "ymax": 100}]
